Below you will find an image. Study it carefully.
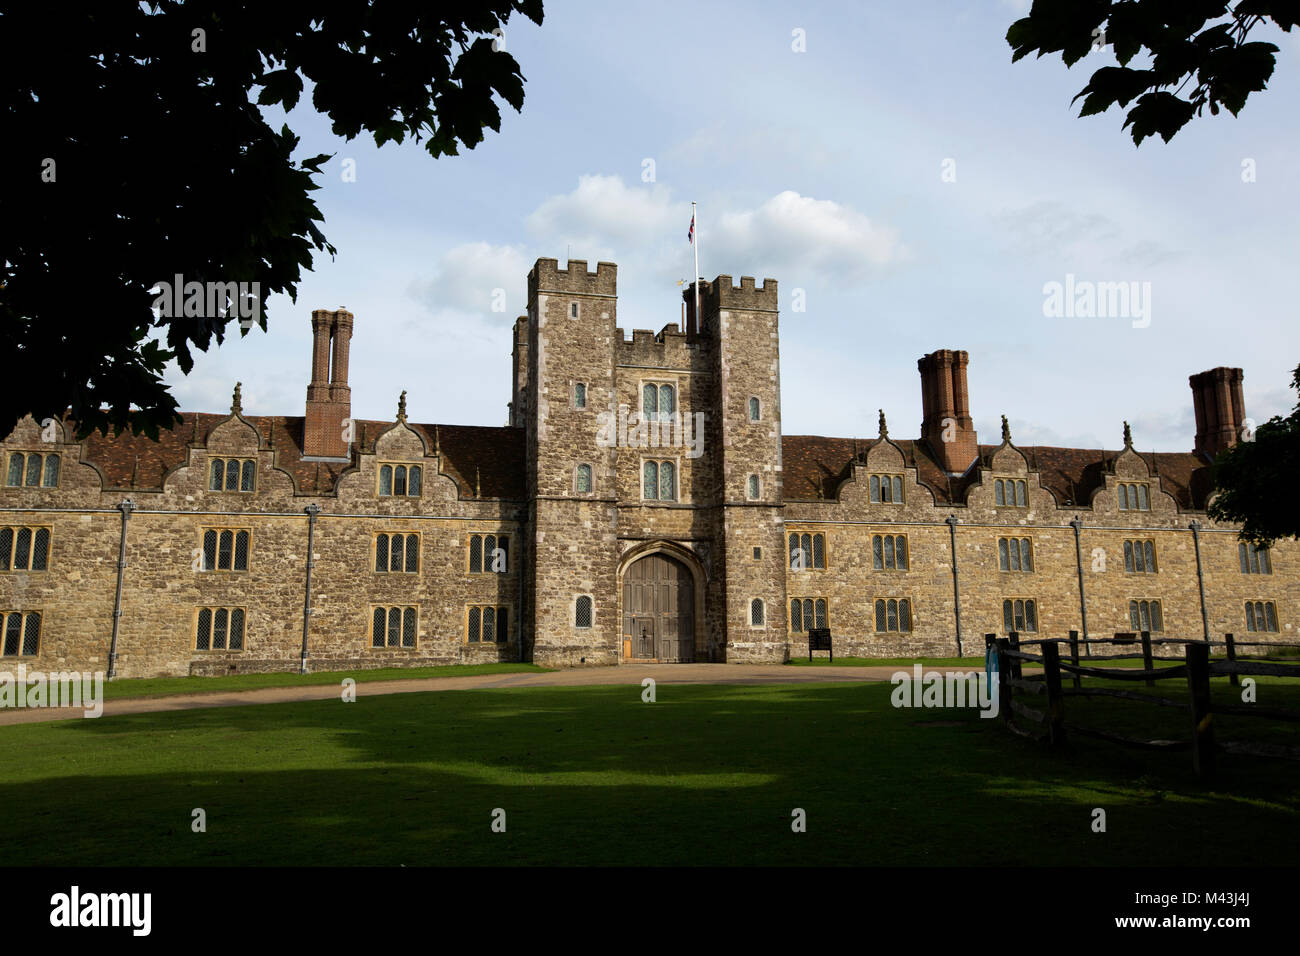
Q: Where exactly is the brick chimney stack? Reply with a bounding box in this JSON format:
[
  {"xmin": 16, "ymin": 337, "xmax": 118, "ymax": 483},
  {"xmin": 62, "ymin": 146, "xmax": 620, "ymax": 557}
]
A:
[
  {"xmin": 1190, "ymin": 366, "xmax": 1245, "ymax": 461},
  {"xmin": 304, "ymin": 308, "xmax": 354, "ymax": 460},
  {"xmin": 919, "ymin": 349, "xmax": 979, "ymax": 475}
]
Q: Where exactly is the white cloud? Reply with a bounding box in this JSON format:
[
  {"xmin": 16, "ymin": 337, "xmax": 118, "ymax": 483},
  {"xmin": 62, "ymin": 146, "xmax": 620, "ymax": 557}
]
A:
[
  {"xmin": 522, "ymin": 175, "xmax": 905, "ymax": 286},
  {"xmin": 711, "ymin": 191, "xmax": 907, "ymax": 282},
  {"xmin": 413, "ymin": 242, "xmax": 532, "ymax": 318},
  {"xmin": 526, "ymin": 174, "xmax": 677, "ymax": 250}
]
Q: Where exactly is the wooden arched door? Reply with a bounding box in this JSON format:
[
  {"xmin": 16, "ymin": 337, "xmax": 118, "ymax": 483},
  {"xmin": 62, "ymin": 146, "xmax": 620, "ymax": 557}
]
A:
[{"xmin": 622, "ymin": 553, "xmax": 695, "ymax": 662}]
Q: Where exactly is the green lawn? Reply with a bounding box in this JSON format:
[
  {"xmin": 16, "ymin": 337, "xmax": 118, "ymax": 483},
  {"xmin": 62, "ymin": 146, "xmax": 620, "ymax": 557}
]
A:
[
  {"xmin": 1, "ymin": 679, "xmax": 1297, "ymax": 866},
  {"xmin": 789, "ymin": 655, "xmax": 1150, "ymax": 668},
  {"xmin": 100, "ymin": 662, "xmax": 550, "ymax": 701}
]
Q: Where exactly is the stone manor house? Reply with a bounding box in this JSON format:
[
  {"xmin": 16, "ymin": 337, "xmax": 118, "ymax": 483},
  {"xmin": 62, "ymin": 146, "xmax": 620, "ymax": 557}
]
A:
[{"xmin": 1, "ymin": 258, "xmax": 1294, "ymax": 677}]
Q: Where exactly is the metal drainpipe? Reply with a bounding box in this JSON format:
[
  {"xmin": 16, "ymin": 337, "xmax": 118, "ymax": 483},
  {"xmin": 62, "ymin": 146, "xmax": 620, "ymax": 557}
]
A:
[
  {"xmin": 1190, "ymin": 520, "xmax": 1210, "ymax": 642},
  {"xmin": 300, "ymin": 504, "xmax": 321, "ymax": 674},
  {"xmin": 516, "ymin": 523, "xmax": 526, "ymax": 664},
  {"xmin": 106, "ymin": 497, "xmax": 135, "ymax": 680},
  {"xmin": 946, "ymin": 515, "xmax": 962, "ymax": 657},
  {"xmin": 1069, "ymin": 516, "xmax": 1090, "ymax": 657}
]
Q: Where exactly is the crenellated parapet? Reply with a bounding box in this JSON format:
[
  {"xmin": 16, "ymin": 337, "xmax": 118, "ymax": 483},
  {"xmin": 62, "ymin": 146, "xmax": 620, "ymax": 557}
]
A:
[{"xmin": 528, "ymin": 258, "xmax": 618, "ymax": 302}]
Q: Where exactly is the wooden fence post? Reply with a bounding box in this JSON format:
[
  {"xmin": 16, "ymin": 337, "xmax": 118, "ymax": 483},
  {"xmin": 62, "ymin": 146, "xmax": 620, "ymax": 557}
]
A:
[
  {"xmin": 1224, "ymin": 633, "xmax": 1239, "ymax": 688},
  {"xmin": 1009, "ymin": 630, "xmax": 1022, "ymax": 680},
  {"xmin": 995, "ymin": 638, "xmax": 1012, "ymax": 725},
  {"xmin": 1141, "ymin": 630, "xmax": 1154, "ymax": 687},
  {"xmin": 1185, "ymin": 642, "xmax": 1215, "ymax": 779},
  {"xmin": 1068, "ymin": 629, "xmax": 1082, "ymax": 690},
  {"xmin": 1042, "ymin": 640, "xmax": 1066, "ymax": 748}
]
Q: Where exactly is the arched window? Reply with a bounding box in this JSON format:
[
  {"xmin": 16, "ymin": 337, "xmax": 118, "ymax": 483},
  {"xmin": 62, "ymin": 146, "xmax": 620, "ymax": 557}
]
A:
[
  {"xmin": 659, "ymin": 385, "xmax": 675, "ymax": 419},
  {"xmin": 747, "ymin": 474, "xmax": 759, "ymax": 499},
  {"xmin": 574, "ymin": 382, "xmax": 587, "ymax": 409},
  {"xmin": 748, "ymin": 397, "xmax": 760, "ymax": 421},
  {"xmin": 642, "ymin": 384, "xmax": 658, "ymax": 421},
  {"xmin": 575, "ymin": 596, "xmax": 593, "ymax": 628},
  {"xmin": 378, "ymin": 463, "xmax": 420, "ymax": 497},
  {"xmin": 576, "ymin": 463, "xmax": 592, "ymax": 493},
  {"xmin": 643, "ymin": 460, "xmax": 658, "ymax": 500},
  {"xmin": 659, "ymin": 461, "xmax": 675, "ymax": 500},
  {"xmin": 750, "ymin": 599, "xmax": 765, "ymax": 626}
]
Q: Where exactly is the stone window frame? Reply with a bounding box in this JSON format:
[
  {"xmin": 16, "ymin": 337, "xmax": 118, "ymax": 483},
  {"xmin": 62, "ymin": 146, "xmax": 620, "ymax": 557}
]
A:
[
  {"xmin": 872, "ymin": 533, "xmax": 910, "ymax": 571},
  {"xmin": 749, "ymin": 598, "xmax": 766, "ymax": 629},
  {"xmin": 996, "ymin": 535, "xmax": 1034, "ymax": 574},
  {"xmin": 1124, "ymin": 538, "xmax": 1158, "ymax": 574},
  {"xmin": 1116, "ymin": 481, "xmax": 1151, "ymax": 512},
  {"xmin": 568, "ymin": 301, "xmax": 580, "ymax": 320},
  {"xmin": 0, "ymin": 526, "xmax": 52, "ymax": 572},
  {"xmin": 873, "ymin": 596, "xmax": 913, "ymax": 634},
  {"xmin": 752, "ymin": 546, "xmax": 762, "ymax": 561},
  {"xmin": 1245, "ymin": 600, "xmax": 1279, "ymax": 633},
  {"xmin": 1002, "ymin": 597, "xmax": 1039, "ymax": 634},
  {"xmin": 638, "ymin": 377, "xmax": 679, "ymax": 424},
  {"xmin": 787, "ymin": 531, "xmax": 827, "ymax": 572},
  {"xmin": 374, "ymin": 531, "xmax": 421, "ymax": 574},
  {"xmin": 200, "ymin": 527, "xmax": 252, "ymax": 573},
  {"xmin": 641, "ymin": 457, "xmax": 679, "ymax": 502},
  {"xmin": 1128, "ymin": 598, "xmax": 1164, "ymax": 633},
  {"xmin": 466, "ymin": 532, "xmax": 510, "ymax": 574},
  {"xmin": 0, "ymin": 610, "xmax": 42, "ymax": 657},
  {"xmin": 5, "ymin": 451, "xmax": 61, "ymax": 489},
  {"xmin": 573, "ymin": 381, "xmax": 588, "ymax": 410},
  {"xmin": 194, "ymin": 606, "xmax": 247, "ymax": 652},
  {"xmin": 1239, "ymin": 541, "xmax": 1272, "ymax": 575},
  {"xmin": 868, "ymin": 473, "xmax": 906, "ymax": 505},
  {"xmin": 369, "ymin": 604, "xmax": 418, "ymax": 649},
  {"xmin": 748, "ymin": 396, "xmax": 761, "ymax": 422},
  {"xmin": 993, "ymin": 477, "xmax": 1028, "ymax": 508},
  {"xmin": 208, "ymin": 457, "xmax": 257, "ymax": 493},
  {"xmin": 746, "ymin": 474, "xmax": 760, "ymax": 500},
  {"xmin": 574, "ymin": 594, "xmax": 594, "ymax": 629},
  {"xmin": 574, "ymin": 463, "xmax": 594, "ymax": 496},
  {"xmin": 466, "ymin": 604, "xmax": 510, "ymax": 644},
  {"xmin": 376, "ymin": 462, "xmax": 423, "ymax": 498},
  {"xmin": 788, "ymin": 596, "xmax": 828, "ymax": 634}
]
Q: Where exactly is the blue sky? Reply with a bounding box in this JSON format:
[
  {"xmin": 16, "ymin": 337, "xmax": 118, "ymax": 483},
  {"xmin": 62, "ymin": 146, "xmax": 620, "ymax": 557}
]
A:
[{"xmin": 163, "ymin": 0, "xmax": 1300, "ymax": 452}]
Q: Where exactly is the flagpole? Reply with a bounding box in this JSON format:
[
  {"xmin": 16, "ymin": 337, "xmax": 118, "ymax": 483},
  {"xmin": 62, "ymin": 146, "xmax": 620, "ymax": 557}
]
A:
[{"xmin": 692, "ymin": 201, "xmax": 701, "ymax": 334}]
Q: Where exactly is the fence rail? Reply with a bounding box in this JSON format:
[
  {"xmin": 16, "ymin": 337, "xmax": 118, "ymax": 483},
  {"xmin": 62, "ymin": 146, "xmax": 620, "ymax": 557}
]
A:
[{"xmin": 984, "ymin": 631, "xmax": 1300, "ymax": 778}]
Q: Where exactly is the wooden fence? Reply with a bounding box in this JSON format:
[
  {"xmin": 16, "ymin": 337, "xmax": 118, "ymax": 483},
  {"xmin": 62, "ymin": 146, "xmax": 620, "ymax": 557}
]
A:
[{"xmin": 985, "ymin": 631, "xmax": 1300, "ymax": 778}]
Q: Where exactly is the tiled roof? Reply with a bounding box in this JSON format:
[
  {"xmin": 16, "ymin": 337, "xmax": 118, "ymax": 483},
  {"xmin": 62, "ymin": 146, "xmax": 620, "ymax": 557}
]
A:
[
  {"xmin": 76, "ymin": 413, "xmax": 526, "ymax": 499},
  {"xmin": 782, "ymin": 435, "xmax": 1210, "ymax": 511}
]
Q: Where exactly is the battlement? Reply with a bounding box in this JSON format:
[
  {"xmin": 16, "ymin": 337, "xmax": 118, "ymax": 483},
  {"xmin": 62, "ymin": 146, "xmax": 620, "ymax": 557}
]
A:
[
  {"xmin": 708, "ymin": 274, "xmax": 778, "ymax": 313},
  {"xmin": 528, "ymin": 258, "xmax": 618, "ymax": 298},
  {"xmin": 616, "ymin": 322, "xmax": 700, "ymax": 368},
  {"xmin": 682, "ymin": 275, "xmax": 779, "ymax": 340}
]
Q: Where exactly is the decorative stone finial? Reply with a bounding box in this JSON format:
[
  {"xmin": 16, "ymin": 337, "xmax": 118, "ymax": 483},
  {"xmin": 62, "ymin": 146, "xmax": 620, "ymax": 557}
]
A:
[
  {"xmin": 1001, "ymin": 415, "xmax": 1011, "ymax": 444},
  {"xmin": 475, "ymin": 465, "xmax": 481, "ymax": 498},
  {"xmin": 1123, "ymin": 420, "xmax": 1133, "ymax": 449},
  {"xmin": 878, "ymin": 408, "xmax": 888, "ymax": 439},
  {"xmin": 231, "ymin": 382, "xmax": 242, "ymax": 416}
]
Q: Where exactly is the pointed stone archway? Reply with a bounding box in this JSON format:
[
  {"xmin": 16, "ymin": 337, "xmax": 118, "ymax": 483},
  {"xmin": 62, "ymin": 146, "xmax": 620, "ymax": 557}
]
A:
[{"xmin": 618, "ymin": 542, "xmax": 707, "ymax": 663}]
